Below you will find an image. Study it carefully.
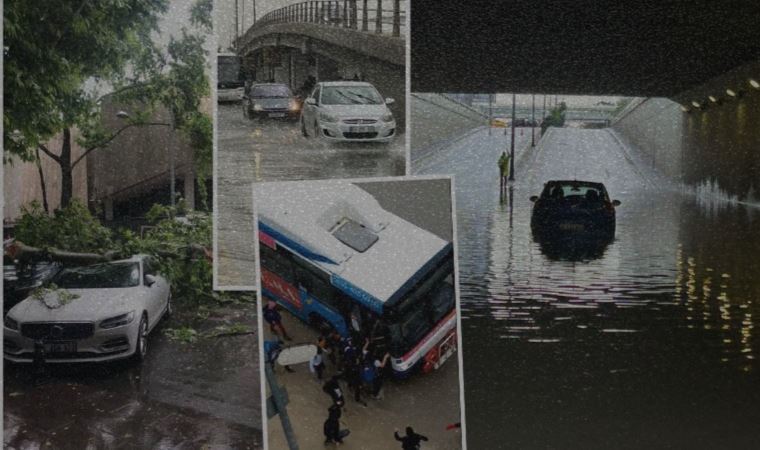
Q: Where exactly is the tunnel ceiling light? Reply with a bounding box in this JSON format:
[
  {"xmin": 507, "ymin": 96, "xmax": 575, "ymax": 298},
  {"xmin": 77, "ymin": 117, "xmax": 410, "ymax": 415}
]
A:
[
  {"xmin": 708, "ymin": 95, "xmax": 718, "ymax": 103},
  {"xmin": 750, "ymin": 79, "xmax": 760, "ymax": 89},
  {"xmin": 680, "ymin": 105, "xmax": 690, "ymax": 113},
  {"xmin": 726, "ymin": 88, "xmax": 737, "ymax": 97},
  {"xmin": 691, "ymin": 100, "xmax": 702, "ymax": 108}
]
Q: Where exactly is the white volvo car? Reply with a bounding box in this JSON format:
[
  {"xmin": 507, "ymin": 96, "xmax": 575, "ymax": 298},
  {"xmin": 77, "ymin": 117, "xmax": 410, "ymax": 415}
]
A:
[
  {"xmin": 300, "ymin": 81, "xmax": 396, "ymax": 143},
  {"xmin": 3, "ymin": 255, "xmax": 171, "ymax": 364}
]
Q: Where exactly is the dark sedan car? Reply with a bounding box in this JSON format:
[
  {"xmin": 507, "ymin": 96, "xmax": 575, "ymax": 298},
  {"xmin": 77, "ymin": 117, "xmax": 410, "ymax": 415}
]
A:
[
  {"xmin": 243, "ymin": 83, "xmax": 301, "ymax": 120},
  {"xmin": 530, "ymin": 180, "xmax": 621, "ymax": 238},
  {"xmin": 3, "ymin": 261, "xmax": 62, "ymax": 311}
]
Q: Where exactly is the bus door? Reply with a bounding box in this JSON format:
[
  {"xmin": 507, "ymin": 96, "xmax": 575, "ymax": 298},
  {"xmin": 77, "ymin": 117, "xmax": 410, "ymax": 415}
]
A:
[{"xmin": 293, "ymin": 265, "xmax": 349, "ymax": 337}]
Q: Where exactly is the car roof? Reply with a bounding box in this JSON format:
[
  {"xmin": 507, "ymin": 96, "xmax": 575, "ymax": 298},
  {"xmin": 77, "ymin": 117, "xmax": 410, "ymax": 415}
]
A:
[
  {"xmin": 318, "ymin": 81, "xmax": 374, "ymax": 87},
  {"xmin": 545, "ymin": 180, "xmax": 606, "ymax": 188}
]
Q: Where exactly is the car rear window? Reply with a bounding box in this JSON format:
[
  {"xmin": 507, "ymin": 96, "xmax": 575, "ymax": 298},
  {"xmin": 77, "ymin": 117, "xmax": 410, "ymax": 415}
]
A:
[{"xmin": 251, "ymin": 85, "xmax": 292, "ymax": 98}]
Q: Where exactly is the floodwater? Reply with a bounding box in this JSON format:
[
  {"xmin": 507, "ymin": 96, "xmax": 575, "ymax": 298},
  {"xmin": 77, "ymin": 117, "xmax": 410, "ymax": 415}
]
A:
[
  {"xmin": 216, "ymin": 103, "xmax": 406, "ymax": 288},
  {"xmin": 415, "ymin": 127, "xmax": 760, "ymax": 449}
]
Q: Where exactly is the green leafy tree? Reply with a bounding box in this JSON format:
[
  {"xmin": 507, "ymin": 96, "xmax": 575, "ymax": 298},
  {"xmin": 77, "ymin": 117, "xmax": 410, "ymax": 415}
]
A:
[
  {"xmin": 14, "ymin": 200, "xmax": 114, "ymax": 253},
  {"xmin": 4, "ymin": 0, "xmax": 213, "ymax": 209},
  {"xmin": 541, "ymin": 101, "xmax": 567, "ymax": 135}
]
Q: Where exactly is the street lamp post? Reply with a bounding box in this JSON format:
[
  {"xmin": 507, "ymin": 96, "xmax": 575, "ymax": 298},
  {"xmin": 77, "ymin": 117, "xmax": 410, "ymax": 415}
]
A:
[
  {"xmin": 509, "ymin": 93, "xmax": 516, "ymax": 181},
  {"xmin": 116, "ymin": 110, "xmax": 177, "ymax": 207},
  {"xmin": 531, "ymin": 94, "xmax": 536, "ymax": 147}
]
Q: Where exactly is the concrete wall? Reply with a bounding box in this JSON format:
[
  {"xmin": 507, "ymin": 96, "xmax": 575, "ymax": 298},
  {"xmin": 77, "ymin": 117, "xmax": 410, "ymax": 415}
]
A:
[
  {"xmin": 410, "ymin": 93, "xmax": 487, "ymax": 162},
  {"xmin": 613, "ymin": 94, "xmax": 760, "ymax": 203},
  {"xmin": 87, "ymin": 98, "xmax": 199, "ymax": 217},
  {"xmin": 3, "ymin": 132, "xmax": 88, "ymax": 222}
]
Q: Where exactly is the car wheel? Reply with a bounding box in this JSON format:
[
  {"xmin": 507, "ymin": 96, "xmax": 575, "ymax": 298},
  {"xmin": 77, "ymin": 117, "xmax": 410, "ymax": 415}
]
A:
[
  {"xmin": 301, "ymin": 116, "xmax": 309, "ymax": 137},
  {"xmin": 132, "ymin": 314, "xmax": 149, "ymax": 363}
]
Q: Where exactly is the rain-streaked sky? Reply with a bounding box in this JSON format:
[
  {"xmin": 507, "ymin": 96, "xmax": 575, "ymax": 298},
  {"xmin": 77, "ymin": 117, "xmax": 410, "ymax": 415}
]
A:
[
  {"xmin": 494, "ymin": 94, "xmax": 628, "ymax": 108},
  {"xmin": 216, "ymin": 0, "xmax": 285, "ymax": 51}
]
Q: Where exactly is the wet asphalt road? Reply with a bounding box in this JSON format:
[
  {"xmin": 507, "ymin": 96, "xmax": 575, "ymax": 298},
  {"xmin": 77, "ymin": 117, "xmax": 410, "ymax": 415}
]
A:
[
  {"xmin": 216, "ymin": 102, "xmax": 406, "ymax": 289},
  {"xmin": 3, "ymin": 303, "xmax": 262, "ymax": 449},
  {"xmin": 415, "ymin": 126, "xmax": 760, "ymax": 449}
]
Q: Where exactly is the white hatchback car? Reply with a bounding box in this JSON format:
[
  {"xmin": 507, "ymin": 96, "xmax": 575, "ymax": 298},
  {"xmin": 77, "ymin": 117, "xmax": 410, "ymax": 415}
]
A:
[
  {"xmin": 3, "ymin": 255, "xmax": 171, "ymax": 364},
  {"xmin": 300, "ymin": 81, "xmax": 396, "ymax": 143}
]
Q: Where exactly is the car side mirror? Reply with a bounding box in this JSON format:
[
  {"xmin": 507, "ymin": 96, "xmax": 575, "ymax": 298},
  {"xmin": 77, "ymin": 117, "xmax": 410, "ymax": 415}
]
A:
[
  {"xmin": 612, "ymin": 199, "xmax": 621, "ymax": 206},
  {"xmin": 144, "ymin": 274, "xmax": 156, "ymax": 287},
  {"xmin": 306, "ymin": 97, "xmax": 317, "ymax": 105},
  {"xmin": 530, "ymin": 196, "xmax": 538, "ymax": 202},
  {"xmin": 385, "ymin": 97, "xmax": 395, "ymax": 105}
]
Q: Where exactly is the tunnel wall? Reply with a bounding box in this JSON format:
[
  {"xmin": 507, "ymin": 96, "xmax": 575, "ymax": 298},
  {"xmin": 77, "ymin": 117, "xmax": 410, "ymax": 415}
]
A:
[
  {"xmin": 410, "ymin": 93, "xmax": 487, "ymax": 162},
  {"xmin": 613, "ymin": 95, "xmax": 760, "ymax": 204}
]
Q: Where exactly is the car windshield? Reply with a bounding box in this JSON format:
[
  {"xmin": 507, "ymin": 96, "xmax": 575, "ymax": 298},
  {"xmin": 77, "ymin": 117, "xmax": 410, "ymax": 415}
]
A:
[
  {"xmin": 53, "ymin": 262, "xmax": 140, "ymax": 289},
  {"xmin": 386, "ymin": 253, "xmax": 455, "ymax": 356},
  {"xmin": 251, "ymin": 85, "xmax": 292, "ymax": 98},
  {"xmin": 320, "ymin": 85, "xmax": 383, "ymax": 105}
]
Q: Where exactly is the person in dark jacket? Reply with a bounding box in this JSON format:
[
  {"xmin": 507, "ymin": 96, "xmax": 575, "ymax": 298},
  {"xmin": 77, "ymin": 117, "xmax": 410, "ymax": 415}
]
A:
[
  {"xmin": 263, "ymin": 300, "xmax": 292, "ymax": 340},
  {"xmin": 394, "ymin": 426, "xmax": 429, "ymax": 449},
  {"xmin": 323, "ymin": 404, "xmax": 346, "ymax": 444},
  {"xmin": 322, "ymin": 375, "xmax": 345, "ymax": 407}
]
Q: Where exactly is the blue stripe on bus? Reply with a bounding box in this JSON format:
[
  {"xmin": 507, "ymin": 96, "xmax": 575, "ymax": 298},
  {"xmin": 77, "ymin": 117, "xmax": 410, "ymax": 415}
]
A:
[
  {"xmin": 385, "ymin": 242, "xmax": 453, "ymax": 308},
  {"xmin": 259, "ymin": 220, "xmax": 338, "ymax": 265},
  {"xmin": 330, "ymin": 274, "xmax": 385, "ymax": 314}
]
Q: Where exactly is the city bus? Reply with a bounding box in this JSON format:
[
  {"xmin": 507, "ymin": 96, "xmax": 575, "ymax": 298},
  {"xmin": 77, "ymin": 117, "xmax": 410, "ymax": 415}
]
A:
[
  {"xmin": 217, "ymin": 52, "xmax": 244, "ymax": 102},
  {"xmin": 256, "ymin": 182, "xmax": 457, "ymax": 378}
]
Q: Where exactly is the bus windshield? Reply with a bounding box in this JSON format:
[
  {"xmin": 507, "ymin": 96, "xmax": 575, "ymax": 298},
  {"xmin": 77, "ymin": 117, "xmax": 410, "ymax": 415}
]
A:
[{"xmin": 385, "ymin": 252, "xmax": 455, "ymax": 356}]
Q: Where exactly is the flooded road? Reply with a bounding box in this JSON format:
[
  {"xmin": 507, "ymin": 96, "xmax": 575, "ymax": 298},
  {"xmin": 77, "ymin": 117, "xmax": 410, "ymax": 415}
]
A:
[
  {"xmin": 4, "ymin": 303, "xmax": 262, "ymax": 449},
  {"xmin": 415, "ymin": 127, "xmax": 760, "ymax": 449},
  {"xmin": 216, "ymin": 103, "xmax": 406, "ymax": 288}
]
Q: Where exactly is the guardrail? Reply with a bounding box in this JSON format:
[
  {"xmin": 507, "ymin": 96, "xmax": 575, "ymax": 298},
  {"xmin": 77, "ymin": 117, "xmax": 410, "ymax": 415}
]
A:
[{"xmin": 256, "ymin": 0, "xmax": 406, "ymax": 37}]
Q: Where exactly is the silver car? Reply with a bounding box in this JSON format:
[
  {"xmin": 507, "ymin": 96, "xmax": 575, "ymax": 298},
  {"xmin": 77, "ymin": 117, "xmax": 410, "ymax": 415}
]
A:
[
  {"xmin": 3, "ymin": 255, "xmax": 171, "ymax": 364},
  {"xmin": 300, "ymin": 81, "xmax": 396, "ymax": 142}
]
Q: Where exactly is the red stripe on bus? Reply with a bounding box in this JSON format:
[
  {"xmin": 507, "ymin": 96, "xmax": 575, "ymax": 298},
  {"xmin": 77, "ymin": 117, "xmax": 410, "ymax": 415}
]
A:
[{"xmin": 400, "ymin": 309, "xmax": 457, "ymax": 361}]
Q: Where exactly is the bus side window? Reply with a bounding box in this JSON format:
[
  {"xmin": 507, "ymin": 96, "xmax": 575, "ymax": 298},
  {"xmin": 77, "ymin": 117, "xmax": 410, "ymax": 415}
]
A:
[
  {"xmin": 292, "ymin": 256, "xmax": 347, "ymax": 315},
  {"xmin": 260, "ymin": 245, "xmax": 295, "ymax": 283}
]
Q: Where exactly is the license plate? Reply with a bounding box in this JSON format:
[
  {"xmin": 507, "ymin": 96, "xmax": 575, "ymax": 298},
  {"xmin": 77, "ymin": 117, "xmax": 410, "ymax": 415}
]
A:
[
  {"xmin": 349, "ymin": 126, "xmax": 373, "ymax": 133},
  {"xmin": 269, "ymin": 112, "xmax": 286, "ymax": 118},
  {"xmin": 44, "ymin": 341, "xmax": 76, "ymax": 353},
  {"xmin": 559, "ymin": 223, "xmax": 584, "ymax": 231}
]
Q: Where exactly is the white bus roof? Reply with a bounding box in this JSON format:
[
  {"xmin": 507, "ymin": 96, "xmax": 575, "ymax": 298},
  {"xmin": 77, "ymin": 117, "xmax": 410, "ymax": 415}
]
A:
[{"xmin": 255, "ymin": 182, "xmax": 451, "ymax": 311}]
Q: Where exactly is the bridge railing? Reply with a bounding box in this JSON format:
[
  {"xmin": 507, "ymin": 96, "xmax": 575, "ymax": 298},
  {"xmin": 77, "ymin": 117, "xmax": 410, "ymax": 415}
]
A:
[{"xmin": 256, "ymin": 0, "xmax": 406, "ymax": 38}]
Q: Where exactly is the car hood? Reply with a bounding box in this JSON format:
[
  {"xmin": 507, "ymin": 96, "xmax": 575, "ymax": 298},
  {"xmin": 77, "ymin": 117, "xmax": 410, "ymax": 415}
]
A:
[
  {"xmin": 253, "ymin": 97, "xmax": 291, "ymax": 109},
  {"xmin": 8, "ymin": 287, "xmax": 144, "ymax": 323},
  {"xmin": 320, "ymin": 104, "xmax": 390, "ymax": 118}
]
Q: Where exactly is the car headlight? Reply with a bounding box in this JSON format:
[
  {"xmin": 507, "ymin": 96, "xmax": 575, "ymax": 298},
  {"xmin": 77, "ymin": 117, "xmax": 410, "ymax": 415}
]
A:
[
  {"xmin": 289, "ymin": 100, "xmax": 300, "ymax": 112},
  {"xmin": 319, "ymin": 112, "xmax": 338, "ymax": 123},
  {"xmin": 100, "ymin": 311, "xmax": 136, "ymax": 329},
  {"xmin": 253, "ymin": 104, "xmax": 263, "ymax": 111},
  {"xmin": 381, "ymin": 113, "xmax": 394, "ymax": 123},
  {"xmin": 4, "ymin": 315, "xmax": 19, "ymax": 331}
]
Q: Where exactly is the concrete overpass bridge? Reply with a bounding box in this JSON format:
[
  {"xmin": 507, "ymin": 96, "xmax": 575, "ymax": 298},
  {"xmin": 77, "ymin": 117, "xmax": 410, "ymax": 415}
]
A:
[
  {"xmin": 411, "ymin": 1, "xmax": 760, "ymax": 205},
  {"xmin": 236, "ymin": 0, "xmax": 406, "ymax": 123}
]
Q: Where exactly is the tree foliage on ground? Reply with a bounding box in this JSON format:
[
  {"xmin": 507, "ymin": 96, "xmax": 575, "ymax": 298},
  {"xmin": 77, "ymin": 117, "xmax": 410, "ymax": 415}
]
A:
[
  {"xmin": 541, "ymin": 102, "xmax": 568, "ymax": 135},
  {"xmin": 13, "ymin": 201, "xmax": 213, "ymax": 305},
  {"xmin": 3, "ymin": 0, "xmax": 213, "ymax": 208},
  {"xmin": 14, "ymin": 201, "xmax": 114, "ymax": 254}
]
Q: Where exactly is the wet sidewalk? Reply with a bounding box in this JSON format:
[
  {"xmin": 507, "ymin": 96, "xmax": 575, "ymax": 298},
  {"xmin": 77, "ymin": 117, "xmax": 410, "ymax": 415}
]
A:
[{"xmin": 4, "ymin": 302, "xmax": 262, "ymax": 449}]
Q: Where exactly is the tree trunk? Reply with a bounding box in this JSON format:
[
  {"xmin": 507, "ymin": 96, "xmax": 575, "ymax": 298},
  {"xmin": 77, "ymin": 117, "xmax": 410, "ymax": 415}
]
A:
[
  {"xmin": 60, "ymin": 127, "xmax": 73, "ymax": 209},
  {"xmin": 34, "ymin": 147, "xmax": 50, "ymax": 213}
]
